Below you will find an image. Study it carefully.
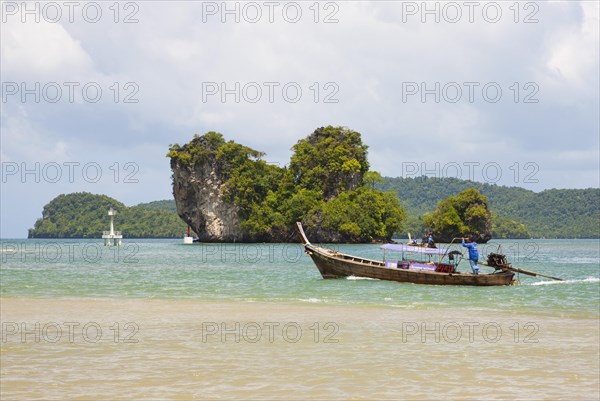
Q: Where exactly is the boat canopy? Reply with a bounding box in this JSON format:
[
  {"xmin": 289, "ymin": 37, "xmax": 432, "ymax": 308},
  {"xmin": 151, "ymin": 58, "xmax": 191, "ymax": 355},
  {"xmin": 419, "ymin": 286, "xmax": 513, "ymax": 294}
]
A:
[{"xmin": 381, "ymin": 244, "xmax": 449, "ymax": 255}]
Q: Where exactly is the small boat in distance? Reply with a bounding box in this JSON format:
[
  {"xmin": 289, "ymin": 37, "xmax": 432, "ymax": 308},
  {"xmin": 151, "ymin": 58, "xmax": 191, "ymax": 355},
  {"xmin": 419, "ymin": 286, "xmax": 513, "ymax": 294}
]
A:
[{"xmin": 296, "ymin": 222, "xmax": 515, "ymax": 286}]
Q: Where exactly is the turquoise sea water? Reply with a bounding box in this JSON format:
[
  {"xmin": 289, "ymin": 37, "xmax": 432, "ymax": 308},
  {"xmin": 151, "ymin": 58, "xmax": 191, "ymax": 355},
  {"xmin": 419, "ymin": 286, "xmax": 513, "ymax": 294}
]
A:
[
  {"xmin": 2, "ymin": 238, "xmax": 599, "ymax": 400},
  {"xmin": 2, "ymin": 238, "xmax": 598, "ymax": 317}
]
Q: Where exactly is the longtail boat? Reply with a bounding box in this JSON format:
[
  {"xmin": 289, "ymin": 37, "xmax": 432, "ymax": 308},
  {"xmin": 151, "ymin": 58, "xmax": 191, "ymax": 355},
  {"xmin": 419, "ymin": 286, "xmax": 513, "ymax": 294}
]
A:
[{"xmin": 296, "ymin": 222, "xmax": 516, "ymax": 286}]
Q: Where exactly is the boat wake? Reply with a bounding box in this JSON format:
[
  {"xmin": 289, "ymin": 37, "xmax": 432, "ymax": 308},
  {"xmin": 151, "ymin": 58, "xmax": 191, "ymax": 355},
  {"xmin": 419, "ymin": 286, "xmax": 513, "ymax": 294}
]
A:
[
  {"xmin": 529, "ymin": 277, "xmax": 600, "ymax": 286},
  {"xmin": 346, "ymin": 276, "xmax": 379, "ymax": 281}
]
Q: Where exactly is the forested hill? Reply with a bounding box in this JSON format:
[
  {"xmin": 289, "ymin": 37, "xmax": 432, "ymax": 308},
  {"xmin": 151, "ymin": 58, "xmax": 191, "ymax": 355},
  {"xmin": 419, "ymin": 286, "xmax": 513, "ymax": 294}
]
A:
[
  {"xmin": 28, "ymin": 193, "xmax": 186, "ymax": 238},
  {"xmin": 135, "ymin": 200, "xmax": 177, "ymax": 212},
  {"xmin": 379, "ymin": 177, "xmax": 600, "ymax": 238},
  {"xmin": 27, "ymin": 181, "xmax": 599, "ymax": 239}
]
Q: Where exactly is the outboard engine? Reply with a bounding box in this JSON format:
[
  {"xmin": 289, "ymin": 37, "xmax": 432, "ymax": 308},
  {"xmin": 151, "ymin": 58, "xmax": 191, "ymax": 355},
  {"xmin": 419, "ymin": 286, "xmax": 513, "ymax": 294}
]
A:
[{"xmin": 487, "ymin": 253, "xmax": 509, "ymax": 270}]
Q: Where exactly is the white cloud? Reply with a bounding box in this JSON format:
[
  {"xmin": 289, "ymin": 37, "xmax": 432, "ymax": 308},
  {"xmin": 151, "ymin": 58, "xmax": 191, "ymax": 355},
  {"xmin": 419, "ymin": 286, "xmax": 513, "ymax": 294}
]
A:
[
  {"xmin": 546, "ymin": 2, "xmax": 599, "ymax": 86},
  {"xmin": 1, "ymin": 0, "xmax": 598, "ymax": 237},
  {"xmin": 0, "ymin": 105, "xmax": 70, "ymax": 163},
  {"xmin": 1, "ymin": 19, "xmax": 94, "ymax": 80}
]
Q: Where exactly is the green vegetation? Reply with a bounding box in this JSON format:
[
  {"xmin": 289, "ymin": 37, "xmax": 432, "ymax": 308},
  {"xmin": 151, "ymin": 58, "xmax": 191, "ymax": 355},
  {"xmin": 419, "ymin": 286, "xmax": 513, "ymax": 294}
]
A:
[
  {"xmin": 136, "ymin": 200, "xmax": 177, "ymax": 212},
  {"xmin": 491, "ymin": 213, "xmax": 531, "ymax": 239},
  {"xmin": 423, "ymin": 188, "xmax": 492, "ymax": 242},
  {"xmin": 168, "ymin": 126, "xmax": 406, "ymax": 242},
  {"xmin": 289, "ymin": 126, "xmax": 369, "ymax": 198},
  {"xmin": 28, "ymin": 193, "xmax": 186, "ymax": 238},
  {"xmin": 319, "ymin": 187, "xmax": 406, "ymax": 242},
  {"xmin": 31, "ymin": 133, "xmax": 597, "ymax": 240},
  {"xmin": 380, "ymin": 176, "xmax": 600, "ymax": 238}
]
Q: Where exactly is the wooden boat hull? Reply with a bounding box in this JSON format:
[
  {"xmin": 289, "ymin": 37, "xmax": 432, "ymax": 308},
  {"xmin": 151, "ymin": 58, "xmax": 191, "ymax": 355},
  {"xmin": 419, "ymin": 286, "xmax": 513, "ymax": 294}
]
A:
[
  {"xmin": 306, "ymin": 245, "xmax": 514, "ymax": 286},
  {"xmin": 295, "ymin": 222, "xmax": 514, "ymax": 286}
]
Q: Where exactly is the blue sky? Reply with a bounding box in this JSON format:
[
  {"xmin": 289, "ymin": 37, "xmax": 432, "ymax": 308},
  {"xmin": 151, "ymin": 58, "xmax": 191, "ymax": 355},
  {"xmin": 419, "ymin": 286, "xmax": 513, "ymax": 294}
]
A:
[{"xmin": 1, "ymin": 1, "xmax": 599, "ymax": 238}]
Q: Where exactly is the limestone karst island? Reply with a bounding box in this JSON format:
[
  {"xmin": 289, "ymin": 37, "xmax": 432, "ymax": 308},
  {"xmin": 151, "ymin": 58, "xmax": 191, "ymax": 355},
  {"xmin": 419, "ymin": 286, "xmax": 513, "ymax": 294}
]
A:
[{"xmin": 28, "ymin": 126, "xmax": 599, "ymax": 241}]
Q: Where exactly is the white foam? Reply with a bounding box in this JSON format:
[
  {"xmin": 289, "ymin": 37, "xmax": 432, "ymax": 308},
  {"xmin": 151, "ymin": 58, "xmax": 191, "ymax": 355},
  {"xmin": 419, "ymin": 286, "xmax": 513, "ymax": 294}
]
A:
[
  {"xmin": 529, "ymin": 277, "xmax": 600, "ymax": 286},
  {"xmin": 346, "ymin": 276, "xmax": 379, "ymax": 281},
  {"xmin": 545, "ymin": 257, "xmax": 600, "ymax": 264},
  {"xmin": 300, "ymin": 298, "xmax": 322, "ymax": 303}
]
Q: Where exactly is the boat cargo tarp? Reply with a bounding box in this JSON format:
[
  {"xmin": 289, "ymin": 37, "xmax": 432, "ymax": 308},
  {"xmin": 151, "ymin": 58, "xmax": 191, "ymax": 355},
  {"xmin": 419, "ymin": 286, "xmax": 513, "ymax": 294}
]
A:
[{"xmin": 381, "ymin": 244, "xmax": 449, "ymax": 255}]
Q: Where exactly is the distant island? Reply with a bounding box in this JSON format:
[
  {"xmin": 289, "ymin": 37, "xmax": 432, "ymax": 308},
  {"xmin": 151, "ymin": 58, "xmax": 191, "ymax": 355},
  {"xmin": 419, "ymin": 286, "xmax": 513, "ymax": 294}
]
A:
[
  {"xmin": 28, "ymin": 126, "xmax": 599, "ymax": 240},
  {"xmin": 28, "ymin": 193, "xmax": 186, "ymax": 238},
  {"xmin": 28, "ymin": 181, "xmax": 600, "ymax": 240}
]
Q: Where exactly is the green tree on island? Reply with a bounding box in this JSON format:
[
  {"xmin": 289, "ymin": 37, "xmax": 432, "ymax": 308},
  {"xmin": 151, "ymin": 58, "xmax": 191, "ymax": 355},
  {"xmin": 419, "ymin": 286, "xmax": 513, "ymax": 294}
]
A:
[
  {"xmin": 289, "ymin": 126, "xmax": 369, "ymax": 198},
  {"xmin": 491, "ymin": 212, "xmax": 531, "ymax": 239},
  {"xmin": 423, "ymin": 188, "xmax": 493, "ymax": 243}
]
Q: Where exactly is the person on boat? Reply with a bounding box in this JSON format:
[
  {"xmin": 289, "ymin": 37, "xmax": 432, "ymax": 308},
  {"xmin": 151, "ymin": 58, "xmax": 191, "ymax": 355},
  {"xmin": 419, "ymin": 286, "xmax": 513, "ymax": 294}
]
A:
[
  {"xmin": 427, "ymin": 234, "xmax": 436, "ymax": 248},
  {"xmin": 461, "ymin": 237, "xmax": 479, "ymax": 275}
]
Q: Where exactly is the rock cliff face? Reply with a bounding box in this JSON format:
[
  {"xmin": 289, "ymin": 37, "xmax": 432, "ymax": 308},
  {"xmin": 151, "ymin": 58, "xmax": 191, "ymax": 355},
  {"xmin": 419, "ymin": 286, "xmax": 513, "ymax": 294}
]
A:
[
  {"xmin": 171, "ymin": 161, "xmax": 240, "ymax": 242},
  {"xmin": 170, "ymin": 149, "xmax": 254, "ymax": 242}
]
